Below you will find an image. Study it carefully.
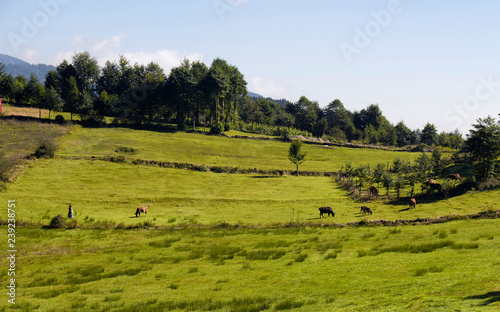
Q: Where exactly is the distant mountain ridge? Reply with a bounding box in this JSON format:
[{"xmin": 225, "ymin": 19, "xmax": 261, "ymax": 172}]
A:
[
  {"xmin": 0, "ymin": 54, "xmax": 56, "ymax": 83},
  {"xmin": 0, "ymin": 54, "xmax": 30, "ymax": 65}
]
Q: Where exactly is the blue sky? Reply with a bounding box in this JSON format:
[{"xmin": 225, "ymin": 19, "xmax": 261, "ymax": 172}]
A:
[{"xmin": 1, "ymin": 0, "xmax": 499, "ymax": 134}]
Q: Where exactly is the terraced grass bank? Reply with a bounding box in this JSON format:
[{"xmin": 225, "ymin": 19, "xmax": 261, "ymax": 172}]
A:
[
  {"xmin": 3, "ymin": 219, "xmax": 499, "ymax": 311},
  {"xmin": 58, "ymin": 127, "xmax": 419, "ymax": 172}
]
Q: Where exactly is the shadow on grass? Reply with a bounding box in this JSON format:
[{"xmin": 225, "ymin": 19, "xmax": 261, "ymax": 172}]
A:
[
  {"xmin": 465, "ymin": 291, "xmax": 500, "ymax": 306},
  {"xmin": 384, "ymin": 194, "xmax": 445, "ymax": 208},
  {"xmin": 251, "ymin": 176, "xmax": 282, "ymax": 179}
]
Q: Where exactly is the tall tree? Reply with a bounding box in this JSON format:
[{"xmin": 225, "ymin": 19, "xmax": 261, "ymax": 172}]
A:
[
  {"xmin": 43, "ymin": 86, "xmax": 63, "ymax": 119},
  {"xmin": 421, "ymin": 122, "xmax": 438, "ymax": 146},
  {"xmin": 201, "ymin": 63, "xmax": 229, "ymax": 125},
  {"xmin": 465, "ymin": 116, "xmax": 500, "ymax": 180},
  {"xmin": 72, "ymin": 51, "xmax": 100, "ymax": 93},
  {"xmin": 64, "ymin": 76, "xmax": 80, "ymax": 121},
  {"xmin": 13, "ymin": 75, "xmax": 28, "ymax": 104},
  {"xmin": 395, "ymin": 121, "xmax": 412, "ymax": 147},
  {"xmin": 190, "ymin": 61, "xmax": 209, "ymax": 129},
  {"xmin": 166, "ymin": 60, "xmax": 196, "ymax": 130}
]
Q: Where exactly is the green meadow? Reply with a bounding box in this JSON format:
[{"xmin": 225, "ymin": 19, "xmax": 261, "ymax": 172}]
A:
[
  {"xmin": 2, "ymin": 220, "xmax": 499, "ymax": 311},
  {"xmin": 58, "ymin": 126, "xmax": 419, "ymax": 172},
  {"xmin": 0, "ymin": 122, "xmax": 499, "ymax": 311}
]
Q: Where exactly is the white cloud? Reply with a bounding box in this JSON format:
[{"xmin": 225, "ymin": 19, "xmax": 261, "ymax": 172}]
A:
[
  {"xmin": 122, "ymin": 50, "xmax": 203, "ymax": 73},
  {"xmin": 23, "ymin": 50, "xmax": 39, "ymax": 64},
  {"xmin": 249, "ymin": 76, "xmax": 287, "ymax": 98},
  {"xmin": 50, "ymin": 34, "xmax": 203, "ymax": 73}
]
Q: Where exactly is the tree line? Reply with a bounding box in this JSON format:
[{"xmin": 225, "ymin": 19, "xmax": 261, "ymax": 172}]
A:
[
  {"xmin": 0, "ymin": 51, "xmax": 481, "ymax": 148},
  {"xmin": 339, "ymin": 115, "xmax": 500, "ymax": 188}
]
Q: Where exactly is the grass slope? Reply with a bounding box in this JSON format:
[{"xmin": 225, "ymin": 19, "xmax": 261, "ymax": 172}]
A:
[
  {"xmin": 58, "ymin": 127, "xmax": 419, "ymax": 172},
  {"xmin": 4, "ymin": 158, "xmax": 498, "ymax": 226}
]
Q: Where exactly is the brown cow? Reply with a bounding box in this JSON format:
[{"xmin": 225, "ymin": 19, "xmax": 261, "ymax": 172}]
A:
[
  {"xmin": 409, "ymin": 198, "xmax": 416, "ymax": 209},
  {"xmin": 369, "ymin": 186, "xmax": 379, "ymax": 197},
  {"xmin": 446, "ymin": 173, "xmax": 462, "ymax": 181},
  {"xmin": 135, "ymin": 206, "xmax": 148, "ymax": 217}
]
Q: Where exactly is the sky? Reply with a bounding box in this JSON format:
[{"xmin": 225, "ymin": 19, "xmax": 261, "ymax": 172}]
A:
[{"xmin": 1, "ymin": 0, "xmax": 499, "ymax": 134}]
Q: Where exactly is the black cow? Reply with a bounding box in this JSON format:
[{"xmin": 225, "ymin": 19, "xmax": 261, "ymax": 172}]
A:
[
  {"xmin": 319, "ymin": 207, "xmax": 335, "ymax": 218},
  {"xmin": 369, "ymin": 186, "xmax": 379, "ymax": 197},
  {"xmin": 360, "ymin": 206, "xmax": 372, "ymax": 215}
]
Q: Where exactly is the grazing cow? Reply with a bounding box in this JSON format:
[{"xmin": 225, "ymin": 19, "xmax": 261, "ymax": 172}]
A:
[
  {"xmin": 369, "ymin": 186, "xmax": 379, "ymax": 197},
  {"xmin": 409, "ymin": 198, "xmax": 416, "ymax": 209},
  {"xmin": 446, "ymin": 173, "xmax": 462, "ymax": 181},
  {"xmin": 135, "ymin": 206, "xmax": 148, "ymax": 217},
  {"xmin": 360, "ymin": 205, "xmax": 372, "ymax": 215},
  {"xmin": 425, "ymin": 179, "xmax": 442, "ymax": 192},
  {"xmin": 319, "ymin": 207, "xmax": 335, "ymax": 218}
]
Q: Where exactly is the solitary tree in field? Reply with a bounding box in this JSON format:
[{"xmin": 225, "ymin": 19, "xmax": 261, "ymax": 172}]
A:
[{"xmin": 288, "ymin": 139, "xmax": 306, "ymax": 176}]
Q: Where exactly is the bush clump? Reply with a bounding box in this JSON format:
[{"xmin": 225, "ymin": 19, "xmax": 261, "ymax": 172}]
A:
[
  {"xmin": 55, "ymin": 115, "xmax": 65, "ymax": 124},
  {"xmin": 34, "ymin": 141, "xmax": 57, "ymax": 159},
  {"xmin": 210, "ymin": 121, "xmax": 224, "ymax": 135},
  {"xmin": 48, "ymin": 215, "xmax": 65, "ymax": 228}
]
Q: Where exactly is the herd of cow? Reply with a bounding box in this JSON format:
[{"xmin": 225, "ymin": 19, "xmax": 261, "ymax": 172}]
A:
[
  {"xmin": 136, "ymin": 174, "xmax": 462, "ymax": 219},
  {"xmin": 319, "ymin": 196, "xmax": 418, "ymax": 219}
]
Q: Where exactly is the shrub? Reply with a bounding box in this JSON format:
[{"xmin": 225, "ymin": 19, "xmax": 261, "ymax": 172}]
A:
[
  {"xmin": 34, "ymin": 141, "xmax": 57, "ymax": 159},
  {"xmin": 48, "ymin": 215, "xmax": 65, "ymax": 228},
  {"xmin": 55, "ymin": 115, "xmax": 65, "ymax": 124},
  {"xmin": 210, "ymin": 121, "xmax": 224, "ymax": 135}
]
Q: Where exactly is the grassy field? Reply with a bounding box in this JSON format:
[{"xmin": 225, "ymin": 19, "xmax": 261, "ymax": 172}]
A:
[
  {"xmin": 3, "ymin": 158, "xmax": 499, "ymax": 226},
  {"xmin": 58, "ymin": 126, "xmax": 419, "ymax": 172},
  {"xmin": 2, "ymin": 220, "xmax": 499, "ymax": 311},
  {"xmin": 0, "ymin": 119, "xmax": 499, "ymax": 311},
  {"xmin": 0, "ymin": 119, "xmax": 71, "ymax": 159},
  {"xmin": 1, "ymin": 103, "xmax": 79, "ymax": 122}
]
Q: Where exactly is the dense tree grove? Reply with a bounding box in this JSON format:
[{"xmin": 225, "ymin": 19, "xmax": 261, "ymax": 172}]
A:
[{"xmin": 0, "ymin": 52, "xmax": 483, "ymax": 150}]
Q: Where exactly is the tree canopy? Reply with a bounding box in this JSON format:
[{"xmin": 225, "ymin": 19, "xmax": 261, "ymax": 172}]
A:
[
  {"xmin": 465, "ymin": 116, "xmax": 500, "ymax": 180},
  {"xmin": 0, "ymin": 51, "xmax": 477, "ymax": 150}
]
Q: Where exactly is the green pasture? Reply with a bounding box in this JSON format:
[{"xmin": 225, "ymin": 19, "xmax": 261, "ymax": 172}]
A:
[
  {"xmin": 58, "ymin": 126, "xmax": 418, "ymax": 172},
  {"xmin": 1, "ymin": 219, "xmax": 499, "ymax": 311},
  {"xmin": 1, "ymin": 119, "xmax": 499, "ymax": 311},
  {"xmin": 3, "ymin": 158, "xmax": 498, "ymax": 227}
]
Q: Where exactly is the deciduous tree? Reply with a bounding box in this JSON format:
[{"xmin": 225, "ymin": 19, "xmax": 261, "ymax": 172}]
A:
[{"xmin": 288, "ymin": 139, "xmax": 306, "ymax": 176}]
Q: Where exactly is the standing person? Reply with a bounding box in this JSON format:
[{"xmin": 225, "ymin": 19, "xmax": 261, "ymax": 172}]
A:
[{"xmin": 68, "ymin": 205, "xmax": 73, "ymax": 219}]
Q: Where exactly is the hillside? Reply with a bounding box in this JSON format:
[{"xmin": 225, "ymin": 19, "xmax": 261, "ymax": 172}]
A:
[{"xmin": 0, "ymin": 54, "xmax": 56, "ymax": 82}]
